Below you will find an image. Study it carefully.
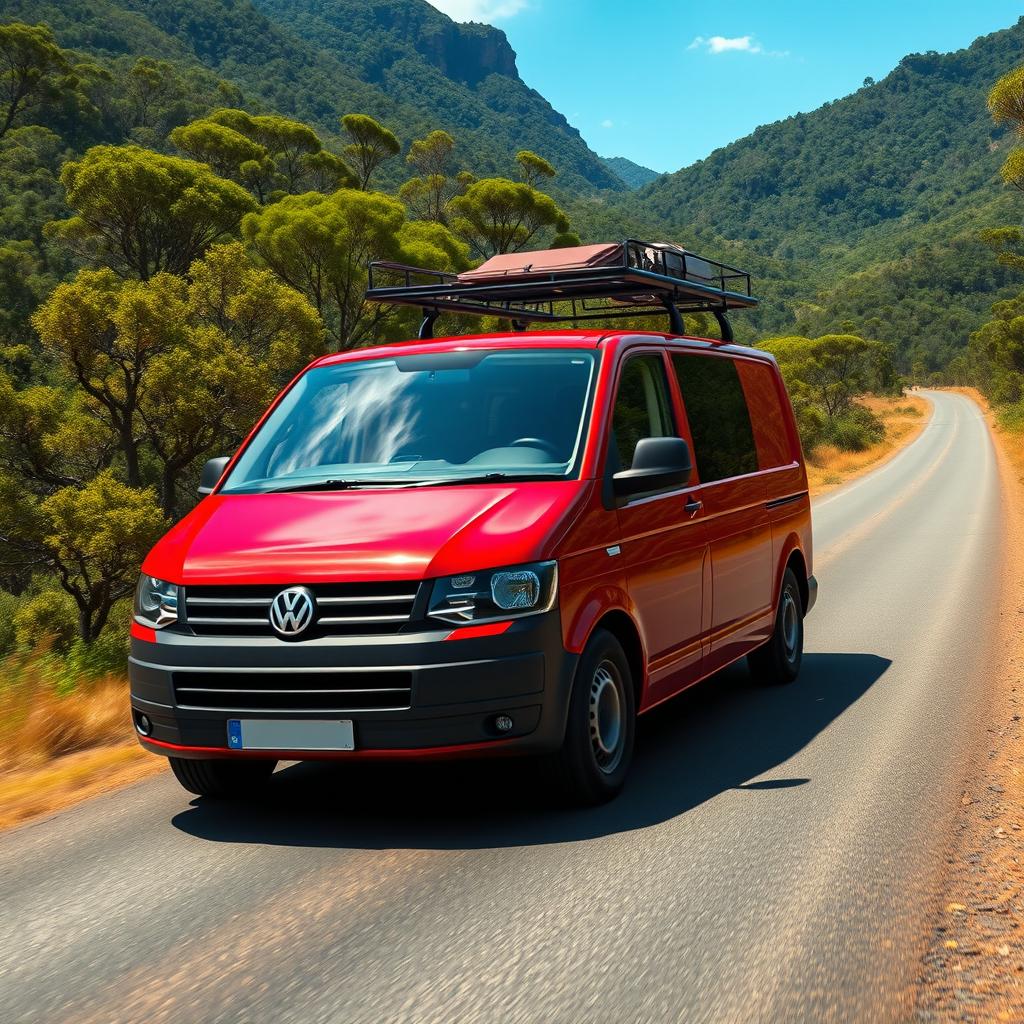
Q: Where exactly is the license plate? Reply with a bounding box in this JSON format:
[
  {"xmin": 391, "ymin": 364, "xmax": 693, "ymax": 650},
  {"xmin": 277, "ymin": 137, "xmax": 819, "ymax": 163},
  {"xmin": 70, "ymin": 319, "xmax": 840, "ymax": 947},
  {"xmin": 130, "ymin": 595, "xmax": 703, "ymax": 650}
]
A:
[{"xmin": 227, "ymin": 719, "xmax": 355, "ymax": 751}]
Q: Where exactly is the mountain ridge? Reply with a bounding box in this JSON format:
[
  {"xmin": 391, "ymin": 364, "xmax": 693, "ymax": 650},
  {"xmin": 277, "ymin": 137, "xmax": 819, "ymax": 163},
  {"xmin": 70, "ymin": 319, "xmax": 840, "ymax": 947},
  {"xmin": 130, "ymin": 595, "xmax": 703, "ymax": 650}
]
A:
[
  {"xmin": 3, "ymin": 0, "xmax": 627, "ymax": 193},
  {"xmin": 599, "ymin": 155, "xmax": 661, "ymax": 189}
]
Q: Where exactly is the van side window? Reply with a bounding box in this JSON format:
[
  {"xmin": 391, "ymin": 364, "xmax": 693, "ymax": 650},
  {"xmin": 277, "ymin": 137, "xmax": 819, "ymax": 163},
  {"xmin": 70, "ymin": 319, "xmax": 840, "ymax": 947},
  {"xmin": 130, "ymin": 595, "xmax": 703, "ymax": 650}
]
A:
[
  {"xmin": 611, "ymin": 354, "xmax": 675, "ymax": 471},
  {"xmin": 671, "ymin": 354, "xmax": 757, "ymax": 482}
]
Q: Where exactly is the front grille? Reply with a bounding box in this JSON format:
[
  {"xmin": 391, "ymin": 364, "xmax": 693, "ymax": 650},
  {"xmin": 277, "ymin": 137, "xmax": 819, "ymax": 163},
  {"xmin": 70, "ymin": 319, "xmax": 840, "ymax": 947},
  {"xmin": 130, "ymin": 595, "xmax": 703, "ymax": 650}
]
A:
[
  {"xmin": 172, "ymin": 670, "xmax": 413, "ymax": 712},
  {"xmin": 183, "ymin": 582, "xmax": 421, "ymax": 638}
]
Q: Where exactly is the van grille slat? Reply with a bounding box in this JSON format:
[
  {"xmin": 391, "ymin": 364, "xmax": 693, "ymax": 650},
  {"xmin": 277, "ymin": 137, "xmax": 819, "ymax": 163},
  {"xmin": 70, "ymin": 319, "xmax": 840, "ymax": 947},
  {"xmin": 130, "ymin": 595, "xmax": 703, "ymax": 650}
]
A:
[
  {"xmin": 182, "ymin": 582, "xmax": 421, "ymax": 638},
  {"xmin": 317, "ymin": 614, "xmax": 409, "ymax": 625},
  {"xmin": 172, "ymin": 670, "xmax": 413, "ymax": 711}
]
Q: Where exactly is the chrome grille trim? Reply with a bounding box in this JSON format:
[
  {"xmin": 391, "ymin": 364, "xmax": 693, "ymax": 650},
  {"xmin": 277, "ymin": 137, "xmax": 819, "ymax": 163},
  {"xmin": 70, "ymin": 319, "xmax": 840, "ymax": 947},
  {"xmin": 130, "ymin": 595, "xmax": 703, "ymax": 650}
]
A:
[
  {"xmin": 182, "ymin": 582, "xmax": 421, "ymax": 637},
  {"xmin": 188, "ymin": 616, "xmax": 270, "ymax": 626},
  {"xmin": 317, "ymin": 614, "xmax": 409, "ymax": 625}
]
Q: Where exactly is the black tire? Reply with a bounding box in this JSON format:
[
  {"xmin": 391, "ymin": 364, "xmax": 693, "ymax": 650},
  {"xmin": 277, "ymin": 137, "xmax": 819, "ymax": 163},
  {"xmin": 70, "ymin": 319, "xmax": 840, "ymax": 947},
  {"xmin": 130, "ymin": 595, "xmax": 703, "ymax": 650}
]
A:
[
  {"xmin": 749, "ymin": 567, "xmax": 804, "ymax": 685},
  {"xmin": 169, "ymin": 756, "xmax": 277, "ymax": 799},
  {"xmin": 554, "ymin": 629, "xmax": 636, "ymax": 805}
]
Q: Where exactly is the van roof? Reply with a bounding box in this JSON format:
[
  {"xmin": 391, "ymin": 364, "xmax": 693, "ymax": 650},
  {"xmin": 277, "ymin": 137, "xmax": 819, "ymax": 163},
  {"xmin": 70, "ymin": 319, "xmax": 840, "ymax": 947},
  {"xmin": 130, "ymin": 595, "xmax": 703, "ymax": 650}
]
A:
[{"xmin": 312, "ymin": 329, "xmax": 777, "ymax": 369}]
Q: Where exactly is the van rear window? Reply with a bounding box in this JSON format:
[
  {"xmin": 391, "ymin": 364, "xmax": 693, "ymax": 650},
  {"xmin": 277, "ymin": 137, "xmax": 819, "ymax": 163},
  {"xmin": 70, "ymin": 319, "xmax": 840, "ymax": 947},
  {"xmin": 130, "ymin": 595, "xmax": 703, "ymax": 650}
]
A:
[
  {"xmin": 671, "ymin": 354, "xmax": 757, "ymax": 483},
  {"xmin": 736, "ymin": 359, "xmax": 795, "ymax": 469}
]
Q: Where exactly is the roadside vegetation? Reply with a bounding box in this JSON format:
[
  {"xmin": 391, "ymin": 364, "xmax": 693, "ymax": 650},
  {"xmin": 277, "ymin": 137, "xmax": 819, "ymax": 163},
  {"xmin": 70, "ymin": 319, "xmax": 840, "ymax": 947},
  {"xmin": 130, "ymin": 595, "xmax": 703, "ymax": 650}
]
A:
[{"xmin": 803, "ymin": 394, "xmax": 929, "ymax": 494}]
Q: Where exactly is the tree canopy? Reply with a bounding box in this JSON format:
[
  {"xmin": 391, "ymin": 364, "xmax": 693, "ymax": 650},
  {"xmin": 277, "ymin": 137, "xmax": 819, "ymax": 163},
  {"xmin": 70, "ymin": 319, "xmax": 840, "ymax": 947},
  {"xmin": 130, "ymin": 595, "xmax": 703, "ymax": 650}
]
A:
[
  {"xmin": 47, "ymin": 145, "xmax": 257, "ymax": 279},
  {"xmin": 0, "ymin": 21, "xmax": 74, "ymax": 140},
  {"xmin": 242, "ymin": 188, "xmax": 467, "ymax": 346},
  {"xmin": 448, "ymin": 177, "xmax": 573, "ymax": 258},
  {"xmin": 341, "ymin": 113, "xmax": 400, "ymax": 190}
]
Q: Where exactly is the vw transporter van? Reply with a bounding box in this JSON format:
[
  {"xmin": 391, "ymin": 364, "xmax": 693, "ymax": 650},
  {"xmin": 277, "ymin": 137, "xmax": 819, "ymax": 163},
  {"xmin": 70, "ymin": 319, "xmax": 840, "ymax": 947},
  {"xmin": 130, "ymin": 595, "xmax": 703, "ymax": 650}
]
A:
[{"xmin": 129, "ymin": 240, "xmax": 816, "ymax": 804}]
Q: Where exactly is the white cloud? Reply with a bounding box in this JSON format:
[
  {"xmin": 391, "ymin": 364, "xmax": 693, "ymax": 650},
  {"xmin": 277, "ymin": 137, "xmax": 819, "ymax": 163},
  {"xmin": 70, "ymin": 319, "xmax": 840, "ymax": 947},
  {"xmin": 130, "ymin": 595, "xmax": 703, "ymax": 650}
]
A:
[
  {"xmin": 425, "ymin": 0, "xmax": 529, "ymax": 21},
  {"xmin": 601, "ymin": 119, "xmax": 614, "ymax": 129},
  {"xmin": 688, "ymin": 34, "xmax": 788, "ymax": 58}
]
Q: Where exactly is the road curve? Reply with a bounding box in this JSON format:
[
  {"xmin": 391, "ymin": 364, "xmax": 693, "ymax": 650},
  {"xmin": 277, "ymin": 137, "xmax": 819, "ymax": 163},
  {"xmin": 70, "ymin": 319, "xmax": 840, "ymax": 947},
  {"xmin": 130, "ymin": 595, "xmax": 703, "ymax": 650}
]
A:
[{"xmin": 0, "ymin": 391, "xmax": 1004, "ymax": 1023}]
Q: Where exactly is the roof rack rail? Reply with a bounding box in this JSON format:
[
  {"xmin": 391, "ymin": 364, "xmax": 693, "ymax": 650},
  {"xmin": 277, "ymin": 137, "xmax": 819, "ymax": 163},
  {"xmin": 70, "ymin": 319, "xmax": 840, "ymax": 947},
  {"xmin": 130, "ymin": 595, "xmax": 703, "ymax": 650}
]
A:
[{"xmin": 364, "ymin": 239, "xmax": 758, "ymax": 342}]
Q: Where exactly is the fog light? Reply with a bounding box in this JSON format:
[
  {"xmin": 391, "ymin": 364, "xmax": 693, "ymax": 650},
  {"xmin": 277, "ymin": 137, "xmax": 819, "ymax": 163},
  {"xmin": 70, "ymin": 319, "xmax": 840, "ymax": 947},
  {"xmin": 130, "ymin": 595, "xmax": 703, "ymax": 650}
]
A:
[
  {"xmin": 494, "ymin": 714, "xmax": 514, "ymax": 733},
  {"xmin": 135, "ymin": 712, "xmax": 152, "ymax": 736}
]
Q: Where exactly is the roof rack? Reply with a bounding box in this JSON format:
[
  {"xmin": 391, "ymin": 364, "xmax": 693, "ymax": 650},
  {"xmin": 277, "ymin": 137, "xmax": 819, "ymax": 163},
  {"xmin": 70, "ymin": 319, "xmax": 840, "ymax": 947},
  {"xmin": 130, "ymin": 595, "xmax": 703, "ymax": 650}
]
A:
[{"xmin": 364, "ymin": 239, "xmax": 758, "ymax": 343}]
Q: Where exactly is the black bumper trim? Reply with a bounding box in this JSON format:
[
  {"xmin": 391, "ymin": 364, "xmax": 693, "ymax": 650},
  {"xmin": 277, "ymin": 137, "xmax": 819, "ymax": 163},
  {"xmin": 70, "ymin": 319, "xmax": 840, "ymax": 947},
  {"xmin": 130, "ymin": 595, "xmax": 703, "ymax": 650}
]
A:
[{"xmin": 129, "ymin": 608, "xmax": 577, "ymax": 756}]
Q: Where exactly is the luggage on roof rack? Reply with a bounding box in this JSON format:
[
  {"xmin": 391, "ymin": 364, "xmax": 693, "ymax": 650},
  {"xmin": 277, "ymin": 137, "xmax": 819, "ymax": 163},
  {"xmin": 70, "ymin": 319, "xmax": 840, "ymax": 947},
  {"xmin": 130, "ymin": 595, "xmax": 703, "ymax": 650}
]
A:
[{"xmin": 364, "ymin": 239, "xmax": 758, "ymax": 342}]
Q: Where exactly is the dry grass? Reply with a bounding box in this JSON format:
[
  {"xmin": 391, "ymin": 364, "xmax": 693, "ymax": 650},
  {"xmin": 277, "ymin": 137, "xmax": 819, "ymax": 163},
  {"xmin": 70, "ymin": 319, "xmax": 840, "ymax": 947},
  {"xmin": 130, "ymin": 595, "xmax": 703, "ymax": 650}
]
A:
[
  {"xmin": 0, "ymin": 654, "xmax": 131, "ymax": 771},
  {"xmin": 805, "ymin": 392, "xmax": 932, "ymax": 495},
  {"xmin": 0, "ymin": 652, "xmax": 163, "ymax": 831}
]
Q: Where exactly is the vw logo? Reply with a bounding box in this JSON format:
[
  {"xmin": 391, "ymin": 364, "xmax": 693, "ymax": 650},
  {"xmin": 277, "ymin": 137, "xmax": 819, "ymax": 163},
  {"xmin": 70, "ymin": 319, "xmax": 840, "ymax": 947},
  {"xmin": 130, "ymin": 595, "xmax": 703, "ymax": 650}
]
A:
[{"xmin": 269, "ymin": 586, "xmax": 316, "ymax": 638}]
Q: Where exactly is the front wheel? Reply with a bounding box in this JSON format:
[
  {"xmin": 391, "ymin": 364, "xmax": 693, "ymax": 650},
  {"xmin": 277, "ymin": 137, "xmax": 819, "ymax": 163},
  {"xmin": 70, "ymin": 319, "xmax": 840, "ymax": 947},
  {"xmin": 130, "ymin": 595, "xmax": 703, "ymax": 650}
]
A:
[
  {"xmin": 553, "ymin": 629, "xmax": 636, "ymax": 805},
  {"xmin": 749, "ymin": 567, "xmax": 804, "ymax": 685},
  {"xmin": 169, "ymin": 756, "xmax": 277, "ymax": 799}
]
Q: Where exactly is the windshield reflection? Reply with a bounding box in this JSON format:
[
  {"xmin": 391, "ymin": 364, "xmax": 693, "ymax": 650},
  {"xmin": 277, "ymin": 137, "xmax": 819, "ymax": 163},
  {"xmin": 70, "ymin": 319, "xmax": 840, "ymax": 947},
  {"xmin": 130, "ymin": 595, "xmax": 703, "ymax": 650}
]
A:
[{"xmin": 223, "ymin": 349, "xmax": 597, "ymax": 493}]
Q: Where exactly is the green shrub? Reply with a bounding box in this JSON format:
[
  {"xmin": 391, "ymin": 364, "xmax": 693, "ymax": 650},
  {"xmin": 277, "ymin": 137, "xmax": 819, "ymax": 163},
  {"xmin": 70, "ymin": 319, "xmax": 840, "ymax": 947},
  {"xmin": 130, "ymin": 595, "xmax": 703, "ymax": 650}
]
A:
[
  {"xmin": 997, "ymin": 399, "xmax": 1024, "ymax": 433},
  {"xmin": 822, "ymin": 405, "xmax": 886, "ymax": 452},
  {"xmin": 60, "ymin": 601, "xmax": 131, "ymax": 686},
  {"xmin": 793, "ymin": 403, "xmax": 828, "ymax": 452},
  {"xmin": 13, "ymin": 588, "xmax": 78, "ymax": 653}
]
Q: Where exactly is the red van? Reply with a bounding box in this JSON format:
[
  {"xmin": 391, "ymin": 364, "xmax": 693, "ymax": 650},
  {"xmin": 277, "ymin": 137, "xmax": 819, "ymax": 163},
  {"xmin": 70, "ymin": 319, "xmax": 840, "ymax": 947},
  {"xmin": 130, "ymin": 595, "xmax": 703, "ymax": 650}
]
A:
[{"xmin": 129, "ymin": 241, "xmax": 816, "ymax": 804}]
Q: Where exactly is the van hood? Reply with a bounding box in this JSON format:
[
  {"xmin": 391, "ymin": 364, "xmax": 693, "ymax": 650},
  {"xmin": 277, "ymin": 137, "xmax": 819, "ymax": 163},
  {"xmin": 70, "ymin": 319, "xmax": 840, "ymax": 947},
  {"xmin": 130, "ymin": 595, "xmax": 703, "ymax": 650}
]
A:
[{"xmin": 144, "ymin": 482, "xmax": 591, "ymax": 585}]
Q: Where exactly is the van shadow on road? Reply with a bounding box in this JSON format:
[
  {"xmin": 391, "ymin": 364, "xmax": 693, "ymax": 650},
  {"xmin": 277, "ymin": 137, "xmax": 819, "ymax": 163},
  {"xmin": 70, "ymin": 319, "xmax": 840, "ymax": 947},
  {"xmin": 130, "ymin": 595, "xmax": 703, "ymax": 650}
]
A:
[{"xmin": 172, "ymin": 652, "xmax": 890, "ymax": 851}]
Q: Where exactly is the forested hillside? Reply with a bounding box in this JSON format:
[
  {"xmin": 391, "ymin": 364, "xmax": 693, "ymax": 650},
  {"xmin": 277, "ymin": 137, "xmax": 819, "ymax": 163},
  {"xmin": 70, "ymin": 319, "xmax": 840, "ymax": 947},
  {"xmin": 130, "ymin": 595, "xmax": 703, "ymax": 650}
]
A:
[
  {"xmin": 619, "ymin": 20, "xmax": 1023, "ymax": 265},
  {"xmin": 2, "ymin": 0, "xmax": 624, "ymax": 194},
  {"xmin": 595, "ymin": 17, "xmax": 1024, "ymax": 372}
]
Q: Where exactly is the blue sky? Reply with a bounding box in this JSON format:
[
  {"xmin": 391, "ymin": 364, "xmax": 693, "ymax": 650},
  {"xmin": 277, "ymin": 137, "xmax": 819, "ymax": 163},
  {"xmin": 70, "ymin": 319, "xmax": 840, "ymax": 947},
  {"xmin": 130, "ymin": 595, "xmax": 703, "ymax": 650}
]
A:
[{"xmin": 426, "ymin": 1, "xmax": 1024, "ymax": 172}]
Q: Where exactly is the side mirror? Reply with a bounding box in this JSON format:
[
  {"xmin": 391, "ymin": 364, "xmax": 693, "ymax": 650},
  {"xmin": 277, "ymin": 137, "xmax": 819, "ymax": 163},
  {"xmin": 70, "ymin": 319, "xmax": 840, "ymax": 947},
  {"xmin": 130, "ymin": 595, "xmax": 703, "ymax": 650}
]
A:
[
  {"xmin": 612, "ymin": 437, "xmax": 692, "ymax": 502},
  {"xmin": 198, "ymin": 456, "xmax": 230, "ymax": 497}
]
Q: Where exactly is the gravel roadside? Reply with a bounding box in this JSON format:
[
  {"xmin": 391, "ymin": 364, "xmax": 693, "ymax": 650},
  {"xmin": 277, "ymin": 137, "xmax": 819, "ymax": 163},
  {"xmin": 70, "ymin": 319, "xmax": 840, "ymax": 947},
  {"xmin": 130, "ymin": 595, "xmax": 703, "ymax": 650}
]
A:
[{"xmin": 915, "ymin": 393, "xmax": 1024, "ymax": 1022}]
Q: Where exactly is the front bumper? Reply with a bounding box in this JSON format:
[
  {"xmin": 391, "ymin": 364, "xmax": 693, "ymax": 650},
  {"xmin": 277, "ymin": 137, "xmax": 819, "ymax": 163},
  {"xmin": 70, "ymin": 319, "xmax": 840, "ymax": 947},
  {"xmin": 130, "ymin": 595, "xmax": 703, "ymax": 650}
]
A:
[{"xmin": 129, "ymin": 609, "xmax": 577, "ymax": 760}]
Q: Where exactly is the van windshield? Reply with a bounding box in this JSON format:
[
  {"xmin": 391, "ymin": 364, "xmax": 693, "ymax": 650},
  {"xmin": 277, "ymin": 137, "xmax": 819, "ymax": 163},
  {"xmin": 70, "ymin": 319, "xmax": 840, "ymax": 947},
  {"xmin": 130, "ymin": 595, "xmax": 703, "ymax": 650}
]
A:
[{"xmin": 221, "ymin": 349, "xmax": 598, "ymax": 493}]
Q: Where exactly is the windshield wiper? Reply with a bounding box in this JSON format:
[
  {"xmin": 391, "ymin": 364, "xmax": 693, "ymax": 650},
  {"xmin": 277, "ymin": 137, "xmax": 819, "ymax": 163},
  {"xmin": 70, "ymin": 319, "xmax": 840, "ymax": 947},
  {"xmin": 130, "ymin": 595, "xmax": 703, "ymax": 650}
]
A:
[
  {"xmin": 267, "ymin": 472, "xmax": 563, "ymax": 493},
  {"xmin": 409, "ymin": 473, "xmax": 562, "ymax": 487},
  {"xmin": 268, "ymin": 478, "xmax": 426, "ymax": 493}
]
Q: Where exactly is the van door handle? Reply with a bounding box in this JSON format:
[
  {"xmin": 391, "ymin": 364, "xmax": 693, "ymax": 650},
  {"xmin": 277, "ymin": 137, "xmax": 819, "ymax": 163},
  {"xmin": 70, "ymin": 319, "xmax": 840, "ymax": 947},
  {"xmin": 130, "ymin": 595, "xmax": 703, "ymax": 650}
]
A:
[{"xmin": 685, "ymin": 498, "xmax": 703, "ymax": 518}]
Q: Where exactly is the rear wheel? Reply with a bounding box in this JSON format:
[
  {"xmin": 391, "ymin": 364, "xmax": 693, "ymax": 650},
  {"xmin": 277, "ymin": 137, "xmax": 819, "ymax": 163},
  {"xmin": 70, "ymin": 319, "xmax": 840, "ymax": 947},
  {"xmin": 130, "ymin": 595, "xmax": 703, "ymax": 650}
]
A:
[
  {"xmin": 749, "ymin": 567, "xmax": 804, "ymax": 685},
  {"xmin": 169, "ymin": 756, "xmax": 277, "ymax": 799},
  {"xmin": 554, "ymin": 629, "xmax": 636, "ymax": 805}
]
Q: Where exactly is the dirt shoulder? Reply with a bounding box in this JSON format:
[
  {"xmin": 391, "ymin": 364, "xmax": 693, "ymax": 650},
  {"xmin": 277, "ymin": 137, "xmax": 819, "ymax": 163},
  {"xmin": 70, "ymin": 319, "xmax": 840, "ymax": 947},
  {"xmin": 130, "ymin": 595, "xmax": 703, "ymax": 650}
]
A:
[
  {"xmin": 0, "ymin": 743, "xmax": 163, "ymax": 831},
  {"xmin": 806, "ymin": 391, "xmax": 933, "ymax": 496},
  {"xmin": 915, "ymin": 389, "xmax": 1024, "ymax": 1022}
]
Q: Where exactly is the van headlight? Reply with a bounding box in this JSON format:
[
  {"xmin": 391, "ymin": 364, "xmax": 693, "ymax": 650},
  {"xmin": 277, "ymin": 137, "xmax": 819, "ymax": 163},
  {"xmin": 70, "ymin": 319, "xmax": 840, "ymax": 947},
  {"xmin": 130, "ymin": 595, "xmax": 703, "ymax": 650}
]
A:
[
  {"xmin": 134, "ymin": 575, "xmax": 180, "ymax": 629},
  {"xmin": 428, "ymin": 561, "xmax": 557, "ymax": 625}
]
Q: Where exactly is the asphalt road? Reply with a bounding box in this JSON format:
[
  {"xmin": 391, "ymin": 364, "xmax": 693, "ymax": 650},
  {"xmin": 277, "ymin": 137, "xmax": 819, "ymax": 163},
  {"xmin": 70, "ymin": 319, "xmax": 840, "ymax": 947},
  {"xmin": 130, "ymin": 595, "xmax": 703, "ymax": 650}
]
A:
[{"xmin": 0, "ymin": 391, "xmax": 1004, "ymax": 1023}]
